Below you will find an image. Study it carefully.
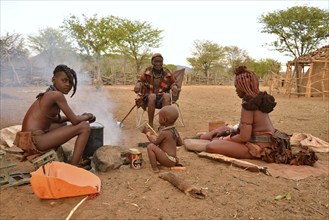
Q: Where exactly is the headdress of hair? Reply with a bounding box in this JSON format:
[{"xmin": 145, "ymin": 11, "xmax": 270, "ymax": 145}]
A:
[
  {"xmin": 234, "ymin": 66, "xmax": 259, "ymax": 98},
  {"xmin": 53, "ymin": 64, "xmax": 77, "ymax": 97}
]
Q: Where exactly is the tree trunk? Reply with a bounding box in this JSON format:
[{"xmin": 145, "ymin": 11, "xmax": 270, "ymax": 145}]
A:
[
  {"xmin": 95, "ymin": 54, "xmax": 103, "ymax": 88},
  {"xmin": 8, "ymin": 58, "xmax": 21, "ymax": 85}
]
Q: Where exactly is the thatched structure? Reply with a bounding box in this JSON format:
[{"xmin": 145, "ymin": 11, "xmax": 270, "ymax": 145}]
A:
[{"xmin": 283, "ymin": 45, "xmax": 329, "ymax": 98}]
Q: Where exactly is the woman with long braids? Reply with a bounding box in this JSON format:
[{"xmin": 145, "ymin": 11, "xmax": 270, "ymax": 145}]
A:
[
  {"xmin": 187, "ymin": 66, "xmax": 317, "ymax": 166},
  {"xmin": 14, "ymin": 64, "xmax": 96, "ymax": 166}
]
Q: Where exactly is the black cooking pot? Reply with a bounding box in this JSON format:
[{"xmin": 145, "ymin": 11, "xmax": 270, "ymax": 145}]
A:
[{"xmin": 83, "ymin": 122, "xmax": 104, "ymax": 157}]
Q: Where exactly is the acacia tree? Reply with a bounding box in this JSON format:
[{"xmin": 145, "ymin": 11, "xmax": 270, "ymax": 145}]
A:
[
  {"xmin": 0, "ymin": 32, "xmax": 29, "ymax": 84},
  {"xmin": 62, "ymin": 14, "xmax": 120, "ymax": 86},
  {"xmin": 187, "ymin": 40, "xmax": 225, "ymax": 84},
  {"xmin": 116, "ymin": 18, "xmax": 163, "ymax": 77},
  {"xmin": 259, "ymin": 6, "xmax": 329, "ymax": 58},
  {"xmin": 28, "ymin": 27, "xmax": 74, "ymax": 67},
  {"xmin": 246, "ymin": 58, "xmax": 281, "ymax": 79},
  {"xmin": 259, "ymin": 6, "xmax": 329, "ymax": 94},
  {"xmin": 224, "ymin": 46, "xmax": 251, "ymax": 75}
]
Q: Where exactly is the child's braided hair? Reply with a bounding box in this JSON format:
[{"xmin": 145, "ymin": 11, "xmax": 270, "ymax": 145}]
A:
[{"xmin": 53, "ymin": 64, "xmax": 77, "ymax": 97}]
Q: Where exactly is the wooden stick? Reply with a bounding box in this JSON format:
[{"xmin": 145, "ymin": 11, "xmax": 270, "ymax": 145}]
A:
[
  {"xmin": 65, "ymin": 196, "xmax": 88, "ymax": 220},
  {"xmin": 119, "ymin": 104, "xmax": 137, "ymax": 124},
  {"xmin": 160, "ymin": 166, "xmax": 186, "ymax": 171},
  {"xmin": 146, "ymin": 123, "xmax": 158, "ymax": 136},
  {"xmin": 159, "ymin": 172, "xmax": 205, "ymax": 199},
  {"xmin": 198, "ymin": 152, "xmax": 270, "ymax": 175}
]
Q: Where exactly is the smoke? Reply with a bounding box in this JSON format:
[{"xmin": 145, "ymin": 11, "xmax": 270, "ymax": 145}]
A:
[
  {"xmin": 1, "ymin": 51, "xmax": 122, "ymax": 146},
  {"xmin": 69, "ymin": 83, "xmax": 122, "ymax": 146}
]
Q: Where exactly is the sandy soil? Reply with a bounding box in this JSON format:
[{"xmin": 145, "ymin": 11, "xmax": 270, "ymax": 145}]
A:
[{"xmin": 0, "ymin": 85, "xmax": 328, "ymax": 220}]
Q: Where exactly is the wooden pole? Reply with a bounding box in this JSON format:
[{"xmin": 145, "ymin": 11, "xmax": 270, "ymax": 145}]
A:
[
  {"xmin": 284, "ymin": 63, "xmax": 292, "ymax": 96},
  {"xmin": 305, "ymin": 63, "xmax": 313, "ymax": 98},
  {"xmin": 322, "ymin": 60, "xmax": 328, "ymax": 100}
]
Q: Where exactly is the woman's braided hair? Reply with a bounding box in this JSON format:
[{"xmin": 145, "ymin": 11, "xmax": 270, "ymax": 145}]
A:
[
  {"xmin": 234, "ymin": 66, "xmax": 276, "ymax": 113},
  {"xmin": 53, "ymin": 64, "xmax": 77, "ymax": 97},
  {"xmin": 234, "ymin": 66, "xmax": 259, "ymax": 98}
]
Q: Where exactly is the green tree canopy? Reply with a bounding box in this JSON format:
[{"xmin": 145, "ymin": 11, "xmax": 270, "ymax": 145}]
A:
[
  {"xmin": 62, "ymin": 14, "xmax": 121, "ymax": 86},
  {"xmin": 246, "ymin": 58, "xmax": 281, "ymax": 79},
  {"xmin": 259, "ymin": 6, "xmax": 329, "ymax": 59},
  {"xmin": 28, "ymin": 27, "xmax": 74, "ymax": 67},
  {"xmin": 187, "ymin": 40, "xmax": 226, "ymax": 83},
  {"xmin": 164, "ymin": 64, "xmax": 177, "ymax": 72},
  {"xmin": 224, "ymin": 46, "xmax": 251, "ymax": 75},
  {"xmin": 116, "ymin": 18, "xmax": 163, "ymax": 75}
]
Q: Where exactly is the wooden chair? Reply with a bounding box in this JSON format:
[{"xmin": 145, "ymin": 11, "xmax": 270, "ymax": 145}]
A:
[{"xmin": 136, "ymin": 68, "xmax": 185, "ymax": 128}]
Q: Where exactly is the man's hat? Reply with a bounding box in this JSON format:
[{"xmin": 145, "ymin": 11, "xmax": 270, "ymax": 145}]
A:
[{"xmin": 151, "ymin": 53, "xmax": 163, "ymax": 61}]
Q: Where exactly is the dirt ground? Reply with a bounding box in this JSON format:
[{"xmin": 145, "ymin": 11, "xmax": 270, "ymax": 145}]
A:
[{"xmin": 1, "ymin": 85, "xmax": 328, "ymax": 220}]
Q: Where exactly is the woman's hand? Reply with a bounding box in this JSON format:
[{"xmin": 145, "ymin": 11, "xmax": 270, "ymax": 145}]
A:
[
  {"xmin": 222, "ymin": 136, "xmax": 231, "ymax": 141},
  {"xmin": 217, "ymin": 136, "xmax": 231, "ymax": 141}
]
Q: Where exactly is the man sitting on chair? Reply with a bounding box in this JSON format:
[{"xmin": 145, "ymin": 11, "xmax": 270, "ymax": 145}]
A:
[{"xmin": 134, "ymin": 53, "xmax": 179, "ymax": 128}]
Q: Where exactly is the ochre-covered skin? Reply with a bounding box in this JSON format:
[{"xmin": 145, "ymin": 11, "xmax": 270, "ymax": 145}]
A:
[
  {"xmin": 186, "ymin": 66, "xmax": 317, "ymax": 166},
  {"xmin": 142, "ymin": 106, "xmax": 183, "ymax": 172},
  {"xmin": 15, "ymin": 64, "xmax": 96, "ymax": 165}
]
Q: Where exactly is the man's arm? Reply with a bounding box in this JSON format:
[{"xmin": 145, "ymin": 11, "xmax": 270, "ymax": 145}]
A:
[{"xmin": 169, "ymin": 73, "xmax": 179, "ymax": 96}]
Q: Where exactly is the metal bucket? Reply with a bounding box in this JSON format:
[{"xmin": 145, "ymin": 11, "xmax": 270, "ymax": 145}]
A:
[
  {"xmin": 128, "ymin": 148, "xmax": 143, "ymax": 169},
  {"xmin": 83, "ymin": 122, "xmax": 104, "ymax": 157}
]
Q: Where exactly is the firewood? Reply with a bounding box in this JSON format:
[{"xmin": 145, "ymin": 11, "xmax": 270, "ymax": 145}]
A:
[
  {"xmin": 158, "ymin": 172, "xmax": 205, "ymax": 199},
  {"xmin": 198, "ymin": 152, "xmax": 270, "ymax": 175}
]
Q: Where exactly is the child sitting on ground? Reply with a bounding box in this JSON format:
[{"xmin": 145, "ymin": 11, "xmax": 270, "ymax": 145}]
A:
[
  {"xmin": 14, "ymin": 64, "xmax": 96, "ymax": 166},
  {"xmin": 142, "ymin": 105, "xmax": 183, "ymax": 173}
]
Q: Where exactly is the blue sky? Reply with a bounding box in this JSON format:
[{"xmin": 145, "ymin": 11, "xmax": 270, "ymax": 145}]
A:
[{"xmin": 1, "ymin": 0, "xmax": 328, "ymax": 68}]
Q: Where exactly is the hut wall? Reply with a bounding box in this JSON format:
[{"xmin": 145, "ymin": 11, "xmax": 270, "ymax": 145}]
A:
[{"xmin": 300, "ymin": 63, "xmax": 328, "ymax": 97}]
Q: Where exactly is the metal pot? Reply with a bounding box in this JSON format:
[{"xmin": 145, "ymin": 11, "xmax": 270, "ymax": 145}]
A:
[{"xmin": 83, "ymin": 122, "xmax": 104, "ymax": 157}]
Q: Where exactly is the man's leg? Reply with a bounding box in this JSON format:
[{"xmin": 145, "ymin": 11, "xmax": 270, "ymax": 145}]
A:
[
  {"xmin": 161, "ymin": 93, "xmax": 171, "ymax": 106},
  {"xmin": 147, "ymin": 94, "xmax": 156, "ymax": 128}
]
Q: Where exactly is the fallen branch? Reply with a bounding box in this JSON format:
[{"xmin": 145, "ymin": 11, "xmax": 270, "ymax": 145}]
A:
[
  {"xmin": 198, "ymin": 152, "xmax": 271, "ymax": 175},
  {"xmin": 158, "ymin": 172, "xmax": 205, "ymax": 199},
  {"xmin": 126, "ymin": 202, "xmax": 142, "ymax": 212},
  {"xmin": 65, "ymin": 196, "xmax": 88, "ymax": 220},
  {"xmin": 160, "ymin": 166, "xmax": 186, "ymax": 171}
]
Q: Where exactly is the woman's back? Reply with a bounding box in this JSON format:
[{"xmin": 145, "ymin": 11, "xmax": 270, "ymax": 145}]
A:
[{"xmin": 251, "ymin": 110, "xmax": 275, "ymax": 135}]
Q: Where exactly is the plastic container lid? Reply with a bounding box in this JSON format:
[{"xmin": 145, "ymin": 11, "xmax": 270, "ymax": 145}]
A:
[{"xmin": 129, "ymin": 148, "xmax": 141, "ymax": 154}]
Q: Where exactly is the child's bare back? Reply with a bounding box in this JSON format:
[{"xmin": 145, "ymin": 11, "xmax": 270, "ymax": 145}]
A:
[{"xmin": 142, "ymin": 105, "xmax": 183, "ymax": 172}]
